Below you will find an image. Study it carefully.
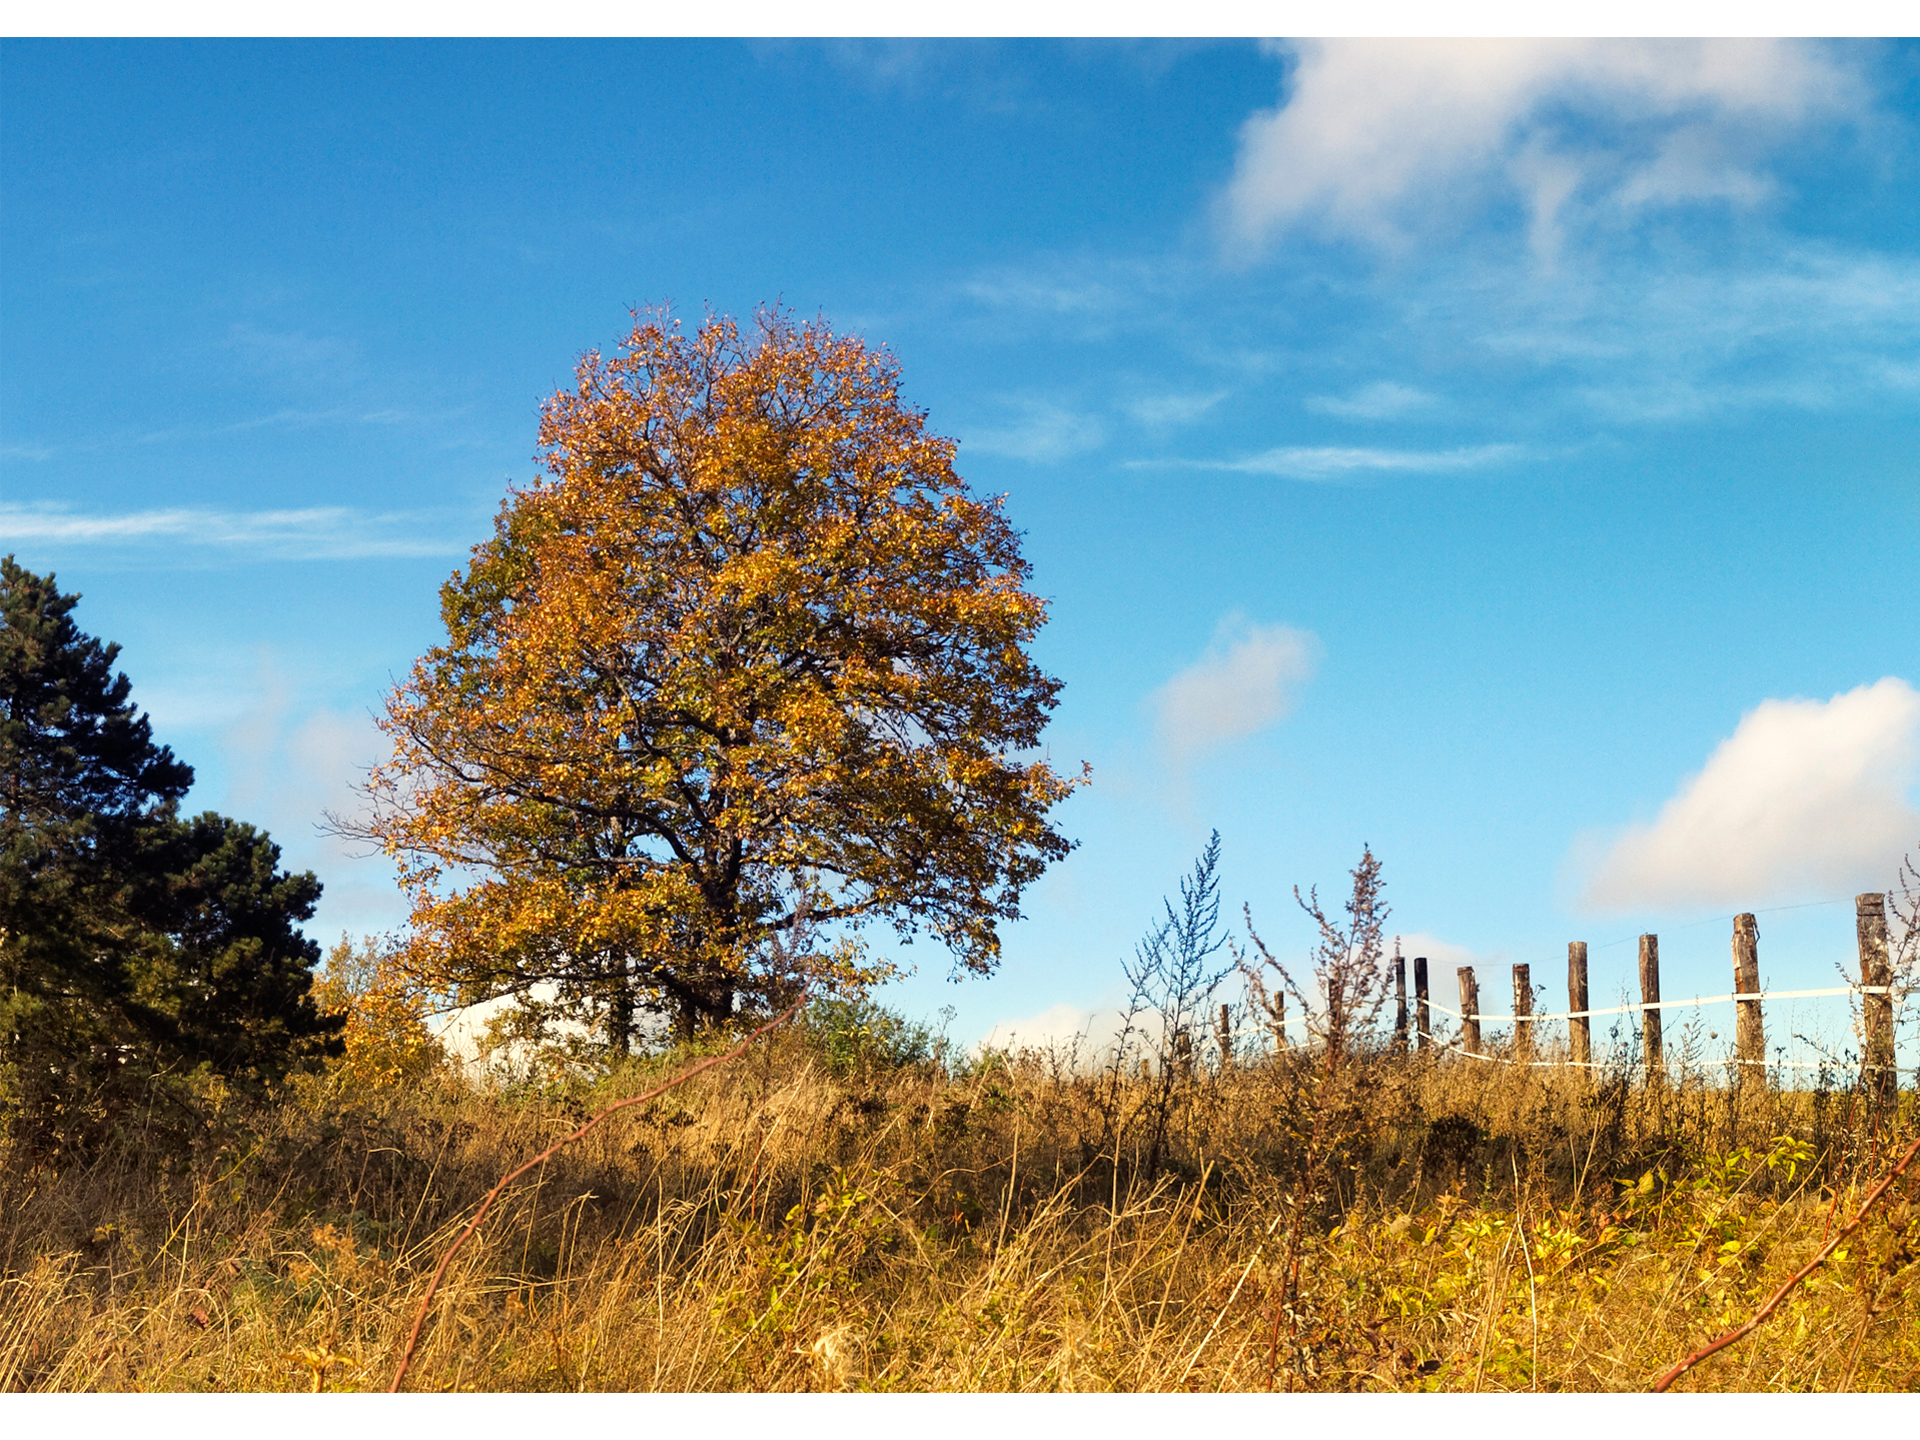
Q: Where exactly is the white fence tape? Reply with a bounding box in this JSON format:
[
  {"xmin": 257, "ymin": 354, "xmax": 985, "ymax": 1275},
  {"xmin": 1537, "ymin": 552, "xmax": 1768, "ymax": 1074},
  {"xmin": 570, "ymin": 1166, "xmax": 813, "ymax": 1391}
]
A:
[
  {"xmin": 1423, "ymin": 983, "xmax": 1894, "ymax": 1026},
  {"xmin": 1429, "ymin": 1040, "xmax": 1900, "ymax": 1073},
  {"xmin": 1203, "ymin": 979, "xmax": 1904, "ymax": 1046}
]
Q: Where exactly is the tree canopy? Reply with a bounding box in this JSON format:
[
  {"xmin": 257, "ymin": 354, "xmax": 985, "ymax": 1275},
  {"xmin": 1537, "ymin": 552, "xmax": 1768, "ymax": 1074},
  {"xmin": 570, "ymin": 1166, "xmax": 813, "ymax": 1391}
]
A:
[
  {"xmin": 1, "ymin": 557, "xmax": 338, "ymax": 1155},
  {"xmin": 360, "ymin": 308, "xmax": 1081, "ymax": 1044}
]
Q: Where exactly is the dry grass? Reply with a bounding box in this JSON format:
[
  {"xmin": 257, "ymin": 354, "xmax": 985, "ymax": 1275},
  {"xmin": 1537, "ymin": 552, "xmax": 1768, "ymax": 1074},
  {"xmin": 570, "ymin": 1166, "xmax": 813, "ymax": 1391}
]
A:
[{"xmin": 3, "ymin": 1021, "xmax": 1917, "ymax": 1393}]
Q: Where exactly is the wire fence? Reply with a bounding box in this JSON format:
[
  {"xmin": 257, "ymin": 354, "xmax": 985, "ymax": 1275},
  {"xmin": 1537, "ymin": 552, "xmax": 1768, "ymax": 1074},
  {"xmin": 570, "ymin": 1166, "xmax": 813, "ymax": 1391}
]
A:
[
  {"xmin": 1418, "ymin": 982, "xmax": 1907, "ymax": 1072},
  {"xmin": 1420, "ymin": 983, "xmax": 1892, "ymax": 1025},
  {"xmin": 1023, "ymin": 896, "xmax": 1915, "ymax": 1090},
  {"xmin": 1202, "ymin": 991, "xmax": 1912, "ymax": 1081}
]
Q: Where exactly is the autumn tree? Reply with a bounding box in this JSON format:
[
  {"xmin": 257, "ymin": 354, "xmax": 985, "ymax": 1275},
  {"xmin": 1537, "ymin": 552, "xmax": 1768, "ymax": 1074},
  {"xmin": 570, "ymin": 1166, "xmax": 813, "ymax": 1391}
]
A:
[
  {"xmin": 357, "ymin": 309, "xmax": 1080, "ymax": 1046},
  {"xmin": 312, "ymin": 934, "xmax": 445, "ymax": 1090}
]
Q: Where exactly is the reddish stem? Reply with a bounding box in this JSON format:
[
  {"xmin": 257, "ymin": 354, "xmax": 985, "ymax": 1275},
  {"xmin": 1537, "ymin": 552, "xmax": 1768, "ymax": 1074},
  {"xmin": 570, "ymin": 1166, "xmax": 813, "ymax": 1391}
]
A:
[{"xmin": 1651, "ymin": 1127, "xmax": 1920, "ymax": 1393}]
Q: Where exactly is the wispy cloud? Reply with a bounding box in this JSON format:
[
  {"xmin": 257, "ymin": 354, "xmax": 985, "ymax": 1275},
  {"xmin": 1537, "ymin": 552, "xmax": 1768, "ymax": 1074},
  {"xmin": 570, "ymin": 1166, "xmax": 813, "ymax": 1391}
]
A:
[
  {"xmin": 1127, "ymin": 390, "xmax": 1229, "ymax": 427},
  {"xmin": 131, "ymin": 408, "xmax": 354, "ymax": 446},
  {"xmin": 225, "ymin": 321, "xmax": 366, "ymax": 389},
  {"xmin": 749, "ymin": 40, "xmax": 1042, "ymax": 115},
  {"xmin": 0, "ymin": 502, "xmax": 472, "ymax": 560},
  {"xmin": 961, "ymin": 400, "xmax": 1106, "ymax": 462},
  {"xmin": 817, "ymin": 39, "xmax": 937, "ymax": 90},
  {"xmin": 1219, "ymin": 40, "xmax": 1866, "ymax": 261},
  {"xmin": 2, "ymin": 403, "xmax": 471, "ymax": 463},
  {"xmin": 1304, "ymin": 381, "xmax": 1436, "ymax": 420},
  {"xmin": 979, "ymin": 999, "xmax": 1200, "ymax": 1063},
  {"xmin": 938, "ymin": 213, "xmax": 1920, "ymax": 441},
  {"xmin": 980, "ymin": 1001, "xmax": 1124, "ymax": 1060},
  {"xmin": 1130, "ymin": 443, "xmax": 1522, "ymax": 483},
  {"xmin": 949, "ymin": 254, "xmax": 1192, "ymax": 343},
  {"xmin": 1576, "ymin": 678, "xmax": 1920, "ymax": 912},
  {"xmin": 962, "ymin": 274, "xmax": 1121, "ymax": 316},
  {"xmin": 1154, "ymin": 616, "xmax": 1319, "ymax": 768},
  {"xmin": 1485, "ymin": 243, "xmax": 1920, "ymax": 420},
  {"xmin": 1390, "ymin": 932, "xmax": 1487, "ymax": 972},
  {"xmin": 209, "ymin": 654, "xmax": 408, "ymax": 940}
]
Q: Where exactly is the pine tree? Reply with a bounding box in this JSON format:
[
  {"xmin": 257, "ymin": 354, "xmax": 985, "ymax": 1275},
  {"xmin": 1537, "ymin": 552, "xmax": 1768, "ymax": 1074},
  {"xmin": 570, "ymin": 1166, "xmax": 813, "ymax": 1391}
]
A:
[
  {"xmin": 2, "ymin": 557, "xmax": 186, "ymax": 1142},
  {"xmin": 1, "ymin": 557, "xmax": 338, "ymax": 1157},
  {"xmin": 128, "ymin": 811, "xmax": 338, "ymax": 1088}
]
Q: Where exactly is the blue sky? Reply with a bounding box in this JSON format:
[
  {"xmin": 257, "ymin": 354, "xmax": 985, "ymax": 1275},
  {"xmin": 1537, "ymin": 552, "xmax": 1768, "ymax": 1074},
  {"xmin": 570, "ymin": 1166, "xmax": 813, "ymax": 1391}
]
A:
[{"xmin": 4, "ymin": 39, "xmax": 1917, "ymax": 1060}]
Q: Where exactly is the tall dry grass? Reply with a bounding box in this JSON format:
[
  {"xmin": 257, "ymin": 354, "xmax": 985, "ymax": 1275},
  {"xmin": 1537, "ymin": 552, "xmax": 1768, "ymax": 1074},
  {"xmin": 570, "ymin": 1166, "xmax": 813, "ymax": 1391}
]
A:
[{"xmin": 3, "ymin": 1016, "xmax": 1917, "ymax": 1392}]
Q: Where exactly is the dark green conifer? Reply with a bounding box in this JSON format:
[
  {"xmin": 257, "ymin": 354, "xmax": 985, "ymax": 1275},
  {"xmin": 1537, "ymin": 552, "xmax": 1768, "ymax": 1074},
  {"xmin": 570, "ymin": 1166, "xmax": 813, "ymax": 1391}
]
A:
[
  {"xmin": 1, "ymin": 557, "xmax": 339, "ymax": 1158},
  {"xmin": 129, "ymin": 811, "xmax": 337, "ymax": 1087}
]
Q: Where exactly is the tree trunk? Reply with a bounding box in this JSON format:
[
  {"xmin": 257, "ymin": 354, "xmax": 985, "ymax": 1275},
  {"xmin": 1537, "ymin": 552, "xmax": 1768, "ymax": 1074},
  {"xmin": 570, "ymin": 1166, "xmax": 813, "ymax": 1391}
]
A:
[
  {"xmin": 605, "ymin": 975, "xmax": 634, "ymax": 1056},
  {"xmin": 672, "ymin": 981, "xmax": 735, "ymax": 1041}
]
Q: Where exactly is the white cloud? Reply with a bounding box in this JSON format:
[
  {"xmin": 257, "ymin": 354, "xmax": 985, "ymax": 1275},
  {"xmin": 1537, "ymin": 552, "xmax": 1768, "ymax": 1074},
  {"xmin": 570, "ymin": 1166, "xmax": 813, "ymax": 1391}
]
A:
[
  {"xmin": 1219, "ymin": 40, "xmax": 1862, "ymax": 259},
  {"xmin": 1386, "ymin": 934, "xmax": 1509, "ymax": 1016},
  {"xmin": 225, "ymin": 321, "xmax": 365, "ymax": 389},
  {"xmin": 961, "ymin": 399, "xmax": 1106, "ymax": 462},
  {"xmin": 980, "ymin": 1001, "xmax": 1197, "ymax": 1066},
  {"xmin": 962, "ymin": 274, "xmax": 1123, "ymax": 317},
  {"xmin": 1579, "ymin": 678, "xmax": 1920, "ymax": 912},
  {"xmin": 819, "ymin": 39, "xmax": 934, "ymax": 90},
  {"xmin": 980, "ymin": 1002, "xmax": 1124, "ymax": 1059},
  {"xmin": 958, "ymin": 254, "xmax": 1179, "ymax": 324},
  {"xmin": 1154, "ymin": 616, "xmax": 1318, "ymax": 766},
  {"xmin": 2, "ymin": 404, "xmax": 470, "ymax": 463},
  {"xmin": 0, "ymin": 501, "xmax": 469, "ymax": 560},
  {"xmin": 213, "ymin": 664, "xmax": 408, "ymax": 940},
  {"xmin": 980, "ymin": 936, "xmax": 1494, "ymax": 1062},
  {"xmin": 1494, "ymin": 243, "xmax": 1920, "ymax": 420},
  {"xmin": 1304, "ymin": 381, "xmax": 1436, "ymax": 420},
  {"xmin": 1131, "ymin": 443, "xmax": 1520, "ymax": 483},
  {"xmin": 1392, "ymin": 932, "xmax": 1485, "ymax": 973},
  {"xmin": 1127, "ymin": 390, "xmax": 1229, "ymax": 427}
]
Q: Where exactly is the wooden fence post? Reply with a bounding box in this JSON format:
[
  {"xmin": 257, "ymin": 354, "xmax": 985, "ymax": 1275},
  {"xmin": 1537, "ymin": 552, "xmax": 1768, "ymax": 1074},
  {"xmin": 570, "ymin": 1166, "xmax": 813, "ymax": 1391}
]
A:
[
  {"xmin": 1271, "ymin": 991, "xmax": 1287, "ymax": 1051},
  {"xmin": 1175, "ymin": 1029, "xmax": 1194, "ymax": 1082},
  {"xmin": 1458, "ymin": 966, "xmax": 1481, "ymax": 1056},
  {"xmin": 1858, "ymin": 893, "xmax": 1896, "ymax": 1110},
  {"xmin": 1732, "ymin": 913, "xmax": 1764, "ymax": 1088},
  {"xmin": 1414, "ymin": 957, "xmax": 1431, "ymax": 1050},
  {"xmin": 1568, "ymin": 941, "xmax": 1591, "ymax": 1069},
  {"xmin": 1639, "ymin": 934, "xmax": 1663, "ymax": 1085},
  {"xmin": 1218, "ymin": 1003, "xmax": 1234, "ymax": 1071},
  {"xmin": 1394, "ymin": 953, "xmax": 1409, "ymax": 1053},
  {"xmin": 1512, "ymin": 963, "xmax": 1533, "ymax": 1063}
]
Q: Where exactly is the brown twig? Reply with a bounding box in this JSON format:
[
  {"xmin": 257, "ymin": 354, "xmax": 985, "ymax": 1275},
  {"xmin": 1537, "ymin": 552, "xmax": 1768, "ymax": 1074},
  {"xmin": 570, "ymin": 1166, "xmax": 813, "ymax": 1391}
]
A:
[
  {"xmin": 387, "ymin": 998, "xmax": 805, "ymax": 1392},
  {"xmin": 1650, "ymin": 1126, "xmax": 1920, "ymax": 1392}
]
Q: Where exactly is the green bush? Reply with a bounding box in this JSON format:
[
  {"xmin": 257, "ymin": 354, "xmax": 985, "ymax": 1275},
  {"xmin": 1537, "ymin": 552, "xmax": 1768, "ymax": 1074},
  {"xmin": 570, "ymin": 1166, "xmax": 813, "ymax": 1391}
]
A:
[{"xmin": 802, "ymin": 997, "xmax": 940, "ymax": 1079}]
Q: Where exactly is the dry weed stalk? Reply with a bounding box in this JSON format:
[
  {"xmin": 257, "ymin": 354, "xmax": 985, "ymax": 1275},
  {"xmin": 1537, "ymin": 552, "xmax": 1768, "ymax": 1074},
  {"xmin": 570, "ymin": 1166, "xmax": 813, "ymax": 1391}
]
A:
[
  {"xmin": 1234, "ymin": 845, "xmax": 1395, "ymax": 1387},
  {"xmin": 1101, "ymin": 832, "xmax": 1234, "ymax": 1185},
  {"xmin": 1237, "ymin": 844, "xmax": 1393, "ymax": 1067}
]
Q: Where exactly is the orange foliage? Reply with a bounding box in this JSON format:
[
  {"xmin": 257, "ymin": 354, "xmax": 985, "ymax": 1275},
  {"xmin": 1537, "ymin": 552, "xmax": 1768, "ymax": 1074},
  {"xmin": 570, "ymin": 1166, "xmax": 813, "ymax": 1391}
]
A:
[
  {"xmin": 361, "ymin": 308, "xmax": 1081, "ymax": 1043},
  {"xmin": 312, "ymin": 936, "xmax": 444, "ymax": 1090}
]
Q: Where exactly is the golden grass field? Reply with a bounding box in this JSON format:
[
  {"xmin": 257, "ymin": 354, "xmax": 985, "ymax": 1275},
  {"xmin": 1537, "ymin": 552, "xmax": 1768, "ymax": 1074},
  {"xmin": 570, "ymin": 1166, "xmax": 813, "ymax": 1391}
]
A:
[{"xmin": 3, "ymin": 1009, "xmax": 1917, "ymax": 1393}]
